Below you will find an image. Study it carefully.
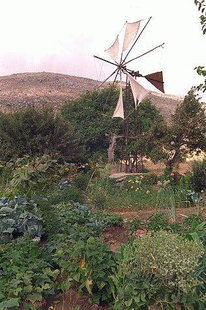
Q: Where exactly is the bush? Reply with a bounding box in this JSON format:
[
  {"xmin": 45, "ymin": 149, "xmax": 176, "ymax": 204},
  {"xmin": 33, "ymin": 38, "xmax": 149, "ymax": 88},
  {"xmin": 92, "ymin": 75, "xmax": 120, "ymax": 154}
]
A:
[
  {"xmin": 114, "ymin": 232, "xmax": 203, "ymax": 310},
  {"xmin": 0, "ymin": 106, "xmax": 85, "ymax": 162},
  {"xmin": 191, "ymin": 160, "xmax": 206, "ymax": 192}
]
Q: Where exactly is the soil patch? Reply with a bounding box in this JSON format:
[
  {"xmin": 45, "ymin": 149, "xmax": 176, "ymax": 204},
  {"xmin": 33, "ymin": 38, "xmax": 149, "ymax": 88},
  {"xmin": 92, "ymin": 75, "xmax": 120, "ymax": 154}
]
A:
[
  {"xmin": 101, "ymin": 225, "xmax": 129, "ymax": 252},
  {"xmin": 43, "ymin": 288, "xmax": 108, "ymax": 310}
]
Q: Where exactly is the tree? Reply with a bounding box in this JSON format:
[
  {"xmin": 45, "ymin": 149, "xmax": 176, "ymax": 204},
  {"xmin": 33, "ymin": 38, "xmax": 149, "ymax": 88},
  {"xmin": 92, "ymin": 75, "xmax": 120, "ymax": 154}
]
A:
[
  {"xmin": 0, "ymin": 106, "xmax": 84, "ymax": 162},
  {"xmin": 61, "ymin": 87, "xmax": 167, "ymax": 165},
  {"xmin": 119, "ymin": 99, "xmax": 167, "ymax": 165},
  {"xmin": 164, "ymin": 90, "xmax": 206, "ymax": 170},
  {"xmin": 61, "ymin": 86, "xmax": 122, "ymax": 161}
]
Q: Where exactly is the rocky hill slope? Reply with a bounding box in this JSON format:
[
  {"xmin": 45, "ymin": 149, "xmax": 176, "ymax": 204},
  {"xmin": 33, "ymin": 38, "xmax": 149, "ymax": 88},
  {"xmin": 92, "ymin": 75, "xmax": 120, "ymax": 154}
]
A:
[{"xmin": 0, "ymin": 72, "xmax": 183, "ymax": 121}]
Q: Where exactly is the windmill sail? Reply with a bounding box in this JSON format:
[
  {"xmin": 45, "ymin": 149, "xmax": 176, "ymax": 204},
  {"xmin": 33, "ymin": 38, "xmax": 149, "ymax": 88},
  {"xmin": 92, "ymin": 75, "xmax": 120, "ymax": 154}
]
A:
[
  {"xmin": 145, "ymin": 71, "xmax": 164, "ymax": 93},
  {"xmin": 112, "ymin": 85, "xmax": 124, "ymax": 119},
  {"xmin": 105, "ymin": 35, "xmax": 119, "ymax": 62},
  {"xmin": 122, "ymin": 21, "xmax": 141, "ymax": 52},
  {"xmin": 127, "ymin": 73, "xmax": 149, "ymax": 107}
]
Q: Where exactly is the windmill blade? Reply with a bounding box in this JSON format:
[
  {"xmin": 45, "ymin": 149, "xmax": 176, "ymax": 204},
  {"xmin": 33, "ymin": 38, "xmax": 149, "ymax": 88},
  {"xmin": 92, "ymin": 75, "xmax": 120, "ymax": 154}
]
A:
[
  {"xmin": 122, "ymin": 17, "xmax": 152, "ymax": 63},
  {"xmin": 105, "ymin": 35, "xmax": 119, "ymax": 62},
  {"xmin": 127, "ymin": 73, "xmax": 150, "ymax": 108},
  {"xmin": 112, "ymin": 85, "xmax": 124, "ymax": 119},
  {"xmin": 145, "ymin": 71, "xmax": 164, "ymax": 93},
  {"xmin": 122, "ymin": 20, "xmax": 141, "ymax": 52}
]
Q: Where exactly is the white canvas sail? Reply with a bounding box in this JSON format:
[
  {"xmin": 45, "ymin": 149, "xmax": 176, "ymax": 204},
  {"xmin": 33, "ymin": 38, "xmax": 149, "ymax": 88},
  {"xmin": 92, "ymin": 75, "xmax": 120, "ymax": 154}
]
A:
[
  {"xmin": 127, "ymin": 73, "xmax": 149, "ymax": 108},
  {"xmin": 122, "ymin": 21, "xmax": 141, "ymax": 52},
  {"xmin": 112, "ymin": 86, "xmax": 124, "ymax": 119},
  {"xmin": 105, "ymin": 35, "xmax": 119, "ymax": 62}
]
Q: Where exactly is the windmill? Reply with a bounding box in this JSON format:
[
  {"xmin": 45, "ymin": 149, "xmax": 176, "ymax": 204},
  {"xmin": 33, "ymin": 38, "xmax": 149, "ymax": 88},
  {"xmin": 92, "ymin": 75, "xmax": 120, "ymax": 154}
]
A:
[{"xmin": 94, "ymin": 17, "xmax": 165, "ymax": 172}]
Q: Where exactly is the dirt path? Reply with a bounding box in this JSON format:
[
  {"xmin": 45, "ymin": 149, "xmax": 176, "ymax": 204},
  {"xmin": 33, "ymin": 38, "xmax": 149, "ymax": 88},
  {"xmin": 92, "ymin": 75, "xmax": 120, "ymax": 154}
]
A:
[{"xmin": 114, "ymin": 206, "xmax": 206, "ymax": 222}]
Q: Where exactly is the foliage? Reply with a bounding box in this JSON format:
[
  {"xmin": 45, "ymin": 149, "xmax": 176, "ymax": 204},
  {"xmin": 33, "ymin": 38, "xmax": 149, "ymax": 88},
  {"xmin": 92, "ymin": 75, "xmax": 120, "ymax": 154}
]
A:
[
  {"xmin": 48, "ymin": 236, "xmax": 118, "ymax": 305},
  {"xmin": 46, "ymin": 186, "xmax": 84, "ymax": 205},
  {"xmin": 36, "ymin": 196, "xmax": 123, "ymax": 238},
  {"xmin": 5, "ymin": 155, "xmax": 62, "ymax": 196},
  {"xmin": 114, "ymin": 231, "xmax": 203, "ymax": 310},
  {"xmin": 165, "ymin": 90, "xmax": 206, "ymax": 169},
  {"xmin": 184, "ymin": 213, "xmax": 205, "ymax": 230},
  {"xmin": 179, "ymin": 174, "xmax": 192, "ymax": 190},
  {"xmin": 124, "ymin": 99, "xmax": 167, "ymax": 163},
  {"xmin": 0, "ymin": 196, "xmax": 43, "ymax": 244},
  {"xmin": 0, "ymin": 106, "xmax": 84, "ymax": 162},
  {"xmin": 195, "ymin": 66, "xmax": 206, "ymax": 92},
  {"xmin": 87, "ymin": 173, "xmax": 192, "ymax": 211},
  {"xmin": 127, "ymin": 218, "xmax": 142, "ymax": 232},
  {"xmin": 184, "ymin": 219, "xmax": 206, "ymax": 309},
  {"xmin": 194, "ymin": 0, "xmax": 206, "ymax": 92},
  {"xmin": 146, "ymin": 212, "xmax": 168, "ymax": 231},
  {"xmin": 195, "ymin": 0, "xmax": 206, "ymax": 34},
  {"xmin": 61, "ymin": 86, "xmax": 121, "ymax": 161},
  {"xmin": 0, "ymin": 237, "xmax": 58, "ymax": 309},
  {"xmin": 156, "ymin": 185, "xmax": 190, "ymax": 220},
  {"xmin": 123, "ymin": 175, "xmax": 143, "ymax": 192},
  {"xmin": 191, "ymin": 159, "xmax": 206, "ymax": 192},
  {"xmin": 61, "ymin": 88, "xmax": 167, "ymax": 163},
  {"xmin": 87, "ymin": 176, "xmax": 116, "ymax": 209}
]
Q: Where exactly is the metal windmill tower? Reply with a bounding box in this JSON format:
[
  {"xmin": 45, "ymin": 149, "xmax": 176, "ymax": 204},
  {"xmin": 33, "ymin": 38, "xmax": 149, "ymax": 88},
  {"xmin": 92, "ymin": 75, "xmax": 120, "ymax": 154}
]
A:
[{"xmin": 94, "ymin": 17, "xmax": 165, "ymax": 172}]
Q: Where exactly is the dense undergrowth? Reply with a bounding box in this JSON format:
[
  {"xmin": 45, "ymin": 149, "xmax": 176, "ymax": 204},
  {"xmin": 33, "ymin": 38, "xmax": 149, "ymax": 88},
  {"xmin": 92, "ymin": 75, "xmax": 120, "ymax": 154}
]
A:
[{"xmin": 0, "ymin": 155, "xmax": 206, "ymax": 309}]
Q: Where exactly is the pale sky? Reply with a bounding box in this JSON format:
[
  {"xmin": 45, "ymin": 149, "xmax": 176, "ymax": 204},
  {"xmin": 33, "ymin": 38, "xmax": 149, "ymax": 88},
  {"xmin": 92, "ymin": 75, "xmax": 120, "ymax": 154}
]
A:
[{"xmin": 0, "ymin": 0, "xmax": 205, "ymax": 100}]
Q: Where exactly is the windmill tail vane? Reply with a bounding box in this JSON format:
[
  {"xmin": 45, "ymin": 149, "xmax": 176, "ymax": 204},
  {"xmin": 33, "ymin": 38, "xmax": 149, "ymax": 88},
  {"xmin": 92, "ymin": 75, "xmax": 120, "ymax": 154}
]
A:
[{"xmin": 94, "ymin": 17, "xmax": 165, "ymax": 119}]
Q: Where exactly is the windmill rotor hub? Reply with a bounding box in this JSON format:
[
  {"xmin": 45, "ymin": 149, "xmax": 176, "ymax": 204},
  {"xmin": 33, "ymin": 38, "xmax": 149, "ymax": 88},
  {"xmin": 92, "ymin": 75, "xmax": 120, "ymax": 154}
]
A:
[{"xmin": 118, "ymin": 63, "xmax": 126, "ymax": 71}]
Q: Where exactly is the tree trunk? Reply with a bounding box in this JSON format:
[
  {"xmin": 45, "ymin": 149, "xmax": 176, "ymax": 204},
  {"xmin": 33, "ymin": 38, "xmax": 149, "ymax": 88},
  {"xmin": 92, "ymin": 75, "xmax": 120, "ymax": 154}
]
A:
[{"xmin": 107, "ymin": 133, "xmax": 117, "ymax": 163}]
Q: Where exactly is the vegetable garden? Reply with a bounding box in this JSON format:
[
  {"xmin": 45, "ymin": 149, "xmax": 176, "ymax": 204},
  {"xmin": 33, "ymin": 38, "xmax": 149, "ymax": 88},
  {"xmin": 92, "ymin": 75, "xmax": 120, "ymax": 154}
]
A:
[{"xmin": 0, "ymin": 152, "xmax": 206, "ymax": 310}]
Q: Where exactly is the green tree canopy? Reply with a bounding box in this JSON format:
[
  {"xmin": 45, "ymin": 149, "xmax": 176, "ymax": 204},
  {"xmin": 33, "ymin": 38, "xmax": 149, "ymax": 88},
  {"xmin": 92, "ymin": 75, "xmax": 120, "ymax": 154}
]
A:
[
  {"xmin": 165, "ymin": 90, "xmax": 206, "ymax": 168},
  {"xmin": 61, "ymin": 86, "xmax": 167, "ymax": 163},
  {"xmin": 0, "ymin": 106, "xmax": 84, "ymax": 162},
  {"xmin": 61, "ymin": 86, "xmax": 122, "ymax": 160}
]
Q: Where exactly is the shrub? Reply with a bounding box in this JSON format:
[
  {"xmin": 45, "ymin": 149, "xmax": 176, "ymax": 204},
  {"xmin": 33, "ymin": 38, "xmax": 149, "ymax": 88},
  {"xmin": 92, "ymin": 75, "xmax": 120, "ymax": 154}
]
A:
[
  {"xmin": 0, "ymin": 106, "xmax": 85, "ymax": 162},
  {"xmin": 114, "ymin": 232, "xmax": 203, "ymax": 310},
  {"xmin": 191, "ymin": 160, "xmax": 206, "ymax": 192}
]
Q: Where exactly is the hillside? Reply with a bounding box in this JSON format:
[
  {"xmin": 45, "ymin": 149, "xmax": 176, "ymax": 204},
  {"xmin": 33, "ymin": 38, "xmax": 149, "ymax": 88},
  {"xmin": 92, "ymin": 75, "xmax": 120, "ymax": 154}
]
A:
[{"xmin": 0, "ymin": 71, "xmax": 183, "ymax": 121}]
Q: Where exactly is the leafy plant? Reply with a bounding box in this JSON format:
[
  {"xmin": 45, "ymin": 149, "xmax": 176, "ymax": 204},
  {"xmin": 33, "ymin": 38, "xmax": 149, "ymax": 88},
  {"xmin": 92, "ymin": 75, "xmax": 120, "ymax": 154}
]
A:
[
  {"xmin": 114, "ymin": 231, "xmax": 204, "ymax": 310},
  {"xmin": 184, "ymin": 213, "xmax": 205, "ymax": 230},
  {"xmin": 47, "ymin": 236, "xmax": 118, "ymax": 305},
  {"xmin": 7, "ymin": 155, "xmax": 61, "ymax": 196},
  {"xmin": 127, "ymin": 218, "xmax": 142, "ymax": 232},
  {"xmin": 146, "ymin": 212, "xmax": 168, "ymax": 231},
  {"xmin": 0, "ymin": 237, "xmax": 58, "ymax": 309},
  {"xmin": 0, "ymin": 196, "xmax": 43, "ymax": 243}
]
